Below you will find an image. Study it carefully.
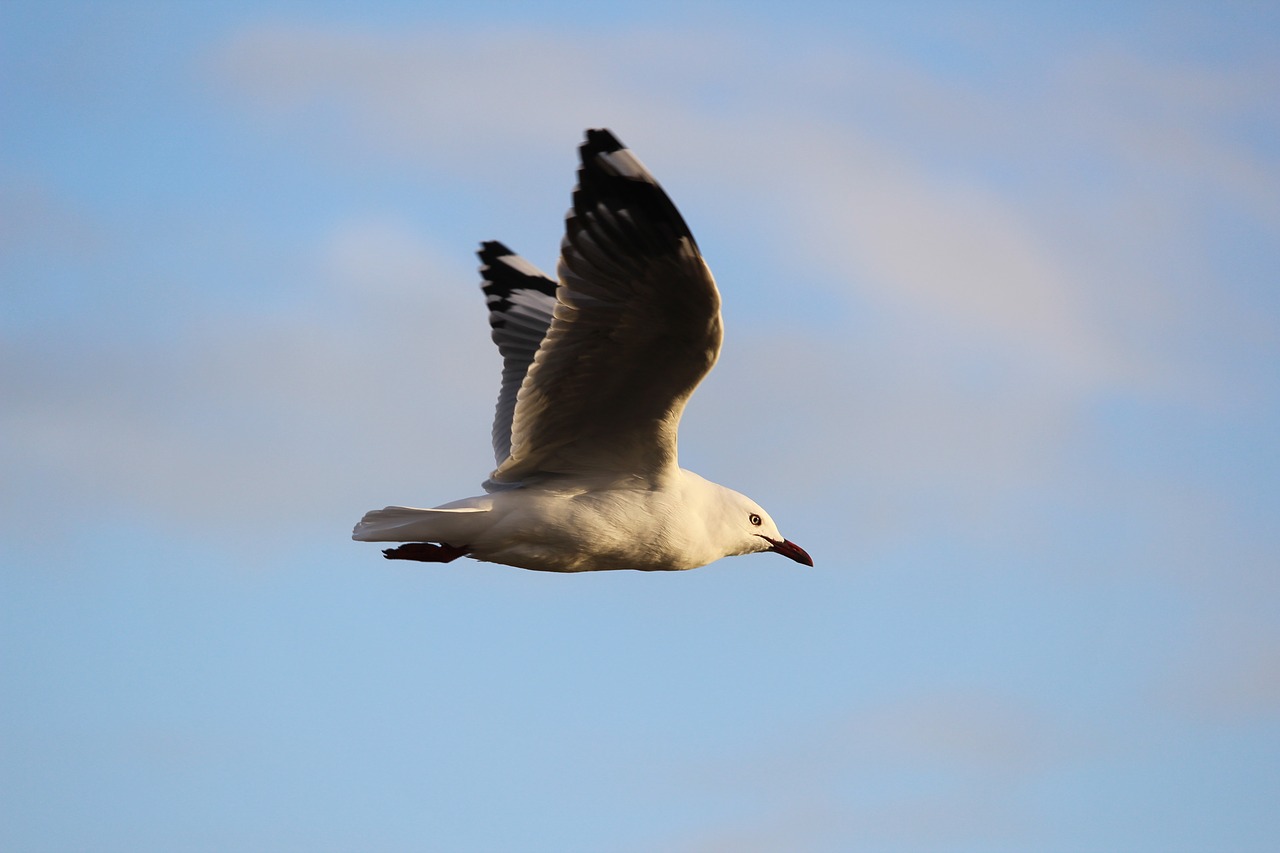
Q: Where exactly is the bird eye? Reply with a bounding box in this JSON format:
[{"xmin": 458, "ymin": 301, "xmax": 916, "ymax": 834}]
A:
[{"xmin": 749, "ymin": 513, "xmax": 762, "ymax": 526}]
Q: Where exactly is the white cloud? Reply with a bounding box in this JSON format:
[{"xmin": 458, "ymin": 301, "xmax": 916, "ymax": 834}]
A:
[
  {"xmin": 205, "ymin": 22, "xmax": 1126, "ymax": 550},
  {"xmin": 1057, "ymin": 45, "xmax": 1280, "ymax": 226},
  {"xmin": 4, "ymin": 14, "xmax": 1276, "ymax": 851},
  {"xmin": 742, "ymin": 124, "xmax": 1125, "ymax": 386},
  {"xmin": 208, "ymin": 25, "xmax": 707, "ymax": 172},
  {"xmin": 322, "ymin": 216, "xmax": 464, "ymax": 298},
  {"xmin": 0, "ymin": 219, "xmax": 499, "ymax": 545},
  {"xmin": 11, "ymin": 15, "xmax": 1275, "ymax": 561},
  {"xmin": 208, "ymin": 21, "xmax": 1237, "ymax": 397}
]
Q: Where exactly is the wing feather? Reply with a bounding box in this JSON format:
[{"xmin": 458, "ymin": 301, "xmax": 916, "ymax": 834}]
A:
[
  {"xmin": 477, "ymin": 241, "xmax": 557, "ymax": 466},
  {"xmin": 490, "ymin": 129, "xmax": 723, "ymax": 485}
]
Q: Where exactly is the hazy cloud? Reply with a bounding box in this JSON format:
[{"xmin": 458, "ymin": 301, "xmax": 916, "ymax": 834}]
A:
[
  {"xmin": 4, "ymin": 7, "xmax": 1277, "ymax": 852},
  {"xmin": 0, "ymin": 218, "xmax": 498, "ymax": 543},
  {"xmin": 11, "ymin": 17, "xmax": 1272, "ymax": 550},
  {"xmin": 205, "ymin": 21, "xmax": 1280, "ymax": 403}
]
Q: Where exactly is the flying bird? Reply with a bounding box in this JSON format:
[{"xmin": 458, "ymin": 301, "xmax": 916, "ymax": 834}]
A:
[{"xmin": 353, "ymin": 129, "xmax": 811, "ymax": 572}]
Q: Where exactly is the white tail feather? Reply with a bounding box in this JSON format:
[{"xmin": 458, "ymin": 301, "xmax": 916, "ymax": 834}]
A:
[{"xmin": 352, "ymin": 504, "xmax": 490, "ymax": 543}]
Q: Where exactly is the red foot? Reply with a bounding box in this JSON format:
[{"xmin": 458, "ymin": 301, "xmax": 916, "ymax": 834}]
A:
[{"xmin": 382, "ymin": 542, "xmax": 470, "ymax": 563}]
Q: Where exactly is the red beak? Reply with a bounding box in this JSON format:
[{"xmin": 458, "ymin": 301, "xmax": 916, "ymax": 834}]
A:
[{"xmin": 763, "ymin": 536, "xmax": 813, "ymax": 566}]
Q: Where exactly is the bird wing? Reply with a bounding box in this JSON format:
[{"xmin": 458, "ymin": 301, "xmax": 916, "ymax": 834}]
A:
[
  {"xmin": 477, "ymin": 241, "xmax": 558, "ymax": 467},
  {"xmin": 488, "ymin": 129, "xmax": 723, "ymax": 487}
]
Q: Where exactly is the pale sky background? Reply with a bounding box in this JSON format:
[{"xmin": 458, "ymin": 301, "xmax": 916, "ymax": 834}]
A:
[{"xmin": 3, "ymin": 1, "xmax": 1278, "ymax": 851}]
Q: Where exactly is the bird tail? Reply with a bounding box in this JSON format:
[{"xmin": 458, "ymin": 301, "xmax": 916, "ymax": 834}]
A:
[{"xmin": 352, "ymin": 501, "xmax": 491, "ymax": 544}]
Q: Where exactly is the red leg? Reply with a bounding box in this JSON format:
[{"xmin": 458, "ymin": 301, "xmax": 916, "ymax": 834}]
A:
[{"xmin": 382, "ymin": 542, "xmax": 470, "ymax": 563}]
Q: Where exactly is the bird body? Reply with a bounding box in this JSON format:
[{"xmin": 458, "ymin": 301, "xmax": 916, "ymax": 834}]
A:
[
  {"xmin": 355, "ymin": 469, "xmax": 800, "ymax": 573},
  {"xmin": 353, "ymin": 129, "xmax": 811, "ymax": 572}
]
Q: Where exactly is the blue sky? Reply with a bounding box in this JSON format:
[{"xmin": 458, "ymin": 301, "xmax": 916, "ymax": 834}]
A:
[{"xmin": 3, "ymin": 1, "xmax": 1278, "ymax": 851}]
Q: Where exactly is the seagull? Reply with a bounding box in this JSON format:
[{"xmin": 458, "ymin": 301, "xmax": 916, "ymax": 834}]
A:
[{"xmin": 352, "ymin": 129, "xmax": 812, "ymax": 572}]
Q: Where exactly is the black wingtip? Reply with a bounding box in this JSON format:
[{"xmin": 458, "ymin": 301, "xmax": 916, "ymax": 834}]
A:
[
  {"xmin": 570, "ymin": 128, "xmax": 696, "ymax": 249},
  {"xmin": 478, "ymin": 240, "xmax": 515, "ymax": 264},
  {"xmin": 583, "ymin": 128, "xmax": 625, "ymax": 155},
  {"xmin": 477, "ymin": 241, "xmax": 557, "ymax": 311}
]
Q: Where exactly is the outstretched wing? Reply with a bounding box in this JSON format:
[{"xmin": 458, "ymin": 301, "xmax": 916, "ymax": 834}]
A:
[
  {"xmin": 489, "ymin": 129, "xmax": 723, "ymax": 486},
  {"xmin": 477, "ymin": 241, "xmax": 558, "ymax": 467}
]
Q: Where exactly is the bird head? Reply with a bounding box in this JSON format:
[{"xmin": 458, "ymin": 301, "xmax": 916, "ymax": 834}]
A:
[{"xmin": 706, "ymin": 481, "xmax": 813, "ymax": 567}]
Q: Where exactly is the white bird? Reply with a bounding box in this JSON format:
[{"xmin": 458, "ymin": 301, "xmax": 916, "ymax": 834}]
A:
[{"xmin": 353, "ymin": 129, "xmax": 812, "ymax": 572}]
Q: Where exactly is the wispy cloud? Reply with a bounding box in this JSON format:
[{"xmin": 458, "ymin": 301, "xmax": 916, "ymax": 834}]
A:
[
  {"xmin": 4, "ymin": 8, "xmax": 1278, "ymax": 852},
  {"xmin": 207, "ymin": 20, "xmax": 1280, "ymax": 404},
  {"xmin": 1, "ymin": 218, "xmax": 497, "ymax": 543},
  {"xmin": 10, "ymin": 15, "xmax": 1274, "ymax": 550}
]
